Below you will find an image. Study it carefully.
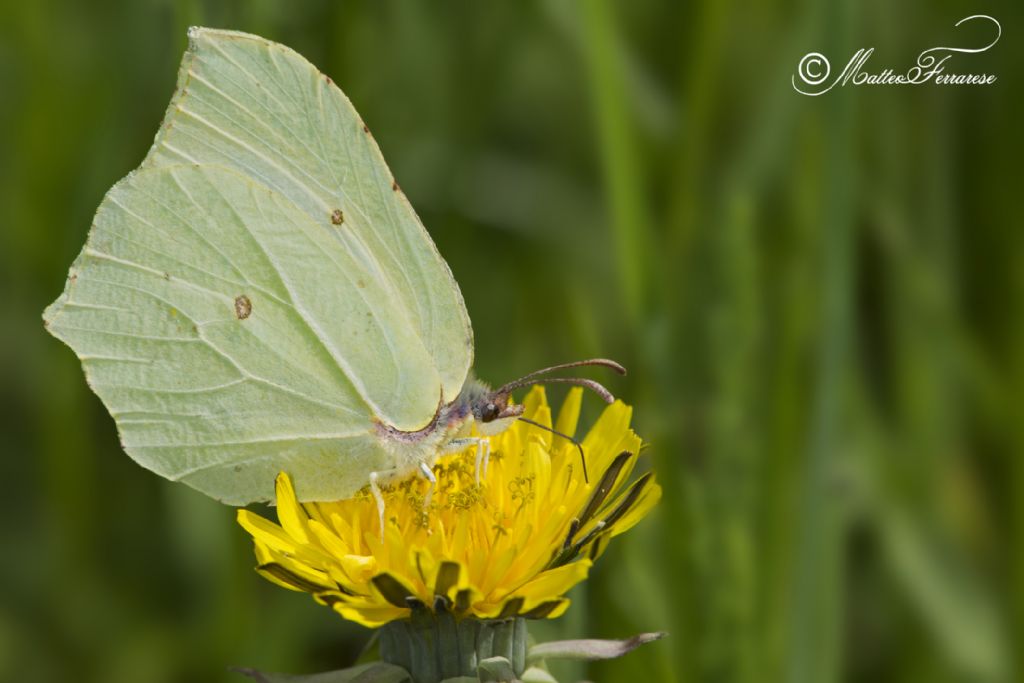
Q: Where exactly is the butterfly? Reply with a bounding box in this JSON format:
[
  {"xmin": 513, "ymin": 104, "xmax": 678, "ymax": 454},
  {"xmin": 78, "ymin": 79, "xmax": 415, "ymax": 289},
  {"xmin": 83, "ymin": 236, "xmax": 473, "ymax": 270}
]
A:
[{"xmin": 43, "ymin": 28, "xmax": 623, "ymax": 510}]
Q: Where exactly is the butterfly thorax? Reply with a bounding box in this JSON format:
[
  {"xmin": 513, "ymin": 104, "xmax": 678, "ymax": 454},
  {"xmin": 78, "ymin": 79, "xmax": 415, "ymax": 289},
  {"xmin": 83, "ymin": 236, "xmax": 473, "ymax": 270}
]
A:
[
  {"xmin": 447, "ymin": 376, "xmax": 524, "ymax": 435},
  {"xmin": 373, "ymin": 376, "xmax": 522, "ymax": 473}
]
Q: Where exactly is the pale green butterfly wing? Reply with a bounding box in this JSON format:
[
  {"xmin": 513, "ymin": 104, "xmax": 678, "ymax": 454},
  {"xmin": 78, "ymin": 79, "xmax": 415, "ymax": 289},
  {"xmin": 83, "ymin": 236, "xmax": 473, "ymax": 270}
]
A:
[
  {"xmin": 44, "ymin": 164, "xmax": 439, "ymax": 504},
  {"xmin": 44, "ymin": 29, "xmax": 476, "ymax": 504},
  {"xmin": 143, "ymin": 27, "xmax": 472, "ymax": 407}
]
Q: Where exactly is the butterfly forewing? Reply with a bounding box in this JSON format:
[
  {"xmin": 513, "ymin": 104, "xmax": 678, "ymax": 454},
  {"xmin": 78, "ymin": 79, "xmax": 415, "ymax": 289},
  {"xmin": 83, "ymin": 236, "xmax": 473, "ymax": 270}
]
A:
[
  {"xmin": 44, "ymin": 29, "xmax": 477, "ymax": 503},
  {"xmin": 144, "ymin": 27, "xmax": 473, "ymax": 415}
]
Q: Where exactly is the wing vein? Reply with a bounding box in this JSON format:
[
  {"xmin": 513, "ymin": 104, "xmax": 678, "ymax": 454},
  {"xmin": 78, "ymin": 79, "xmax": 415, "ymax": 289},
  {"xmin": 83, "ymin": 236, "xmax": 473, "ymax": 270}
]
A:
[
  {"xmin": 202, "ymin": 176, "xmax": 373, "ymax": 412},
  {"xmin": 50, "ymin": 325, "xmax": 199, "ymax": 343},
  {"xmin": 81, "ymin": 276, "xmax": 358, "ymax": 415},
  {"xmin": 175, "ymin": 105, "xmax": 338, "ymax": 214},
  {"xmin": 83, "ymin": 248, "xmax": 233, "ymax": 302},
  {"xmin": 95, "ymin": 378, "xmax": 247, "ymax": 394},
  {"xmin": 108, "ymin": 189, "xmax": 247, "ymax": 286}
]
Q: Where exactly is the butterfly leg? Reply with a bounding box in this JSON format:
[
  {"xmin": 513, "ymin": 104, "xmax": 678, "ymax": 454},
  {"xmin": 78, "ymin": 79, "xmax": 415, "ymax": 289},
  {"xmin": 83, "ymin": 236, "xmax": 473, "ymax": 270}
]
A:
[
  {"xmin": 481, "ymin": 439, "xmax": 492, "ymax": 480},
  {"xmin": 419, "ymin": 461, "xmax": 437, "ymax": 509},
  {"xmin": 439, "ymin": 437, "xmax": 488, "ymax": 484},
  {"xmin": 369, "ymin": 471, "xmax": 386, "ymax": 542},
  {"xmin": 473, "ymin": 439, "xmax": 486, "ymax": 484},
  {"xmin": 464, "ymin": 438, "xmax": 493, "ymax": 485}
]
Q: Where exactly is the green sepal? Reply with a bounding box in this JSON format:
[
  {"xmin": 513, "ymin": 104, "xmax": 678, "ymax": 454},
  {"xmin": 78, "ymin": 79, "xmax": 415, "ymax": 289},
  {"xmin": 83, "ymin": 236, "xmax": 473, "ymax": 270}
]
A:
[
  {"xmin": 519, "ymin": 667, "xmax": 559, "ymax": 683},
  {"xmin": 476, "ymin": 657, "xmax": 516, "ymax": 682},
  {"xmin": 527, "ymin": 631, "xmax": 666, "ymax": 664}
]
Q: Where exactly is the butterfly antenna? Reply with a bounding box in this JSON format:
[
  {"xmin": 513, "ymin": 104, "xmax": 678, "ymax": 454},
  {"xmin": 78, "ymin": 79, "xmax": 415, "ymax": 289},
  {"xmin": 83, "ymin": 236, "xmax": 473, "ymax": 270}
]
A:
[
  {"xmin": 501, "ymin": 377, "xmax": 617, "ymax": 403},
  {"xmin": 508, "ymin": 358, "xmax": 626, "ymax": 384},
  {"xmin": 495, "ymin": 359, "xmax": 626, "ymax": 404},
  {"xmin": 517, "ymin": 416, "xmax": 589, "ymax": 482}
]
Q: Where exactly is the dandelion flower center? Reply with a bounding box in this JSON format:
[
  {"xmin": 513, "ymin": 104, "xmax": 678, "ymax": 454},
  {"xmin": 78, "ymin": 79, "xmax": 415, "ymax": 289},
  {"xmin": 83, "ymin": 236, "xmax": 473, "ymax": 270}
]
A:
[{"xmin": 238, "ymin": 386, "xmax": 660, "ymax": 627}]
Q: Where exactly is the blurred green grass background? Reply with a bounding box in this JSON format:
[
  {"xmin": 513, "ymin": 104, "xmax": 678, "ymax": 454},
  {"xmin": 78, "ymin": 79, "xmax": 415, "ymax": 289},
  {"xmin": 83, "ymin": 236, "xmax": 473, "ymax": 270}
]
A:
[{"xmin": 1, "ymin": 1, "xmax": 1022, "ymax": 681}]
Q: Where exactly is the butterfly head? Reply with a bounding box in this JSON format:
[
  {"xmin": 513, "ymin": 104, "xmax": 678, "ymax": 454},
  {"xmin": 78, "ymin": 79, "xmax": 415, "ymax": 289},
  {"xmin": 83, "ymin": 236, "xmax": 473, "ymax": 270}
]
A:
[
  {"xmin": 471, "ymin": 391, "xmax": 525, "ymax": 436},
  {"xmin": 466, "ymin": 358, "xmax": 626, "ymax": 439}
]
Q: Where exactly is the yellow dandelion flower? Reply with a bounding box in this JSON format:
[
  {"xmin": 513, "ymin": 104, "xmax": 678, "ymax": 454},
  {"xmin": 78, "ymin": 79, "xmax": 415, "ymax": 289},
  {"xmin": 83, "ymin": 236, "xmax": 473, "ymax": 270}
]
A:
[{"xmin": 237, "ymin": 386, "xmax": 660, "ymax": 628}]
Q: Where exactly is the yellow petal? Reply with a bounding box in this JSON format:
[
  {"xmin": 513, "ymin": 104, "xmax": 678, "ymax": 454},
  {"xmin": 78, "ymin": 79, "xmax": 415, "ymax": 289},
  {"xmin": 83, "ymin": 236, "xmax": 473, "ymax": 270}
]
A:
[
  {"xmin": 275, "ymin": 473, "xmax": 311, "ymax": 544},
  {"xmin": 331, "ymin": 602, "xmax": 408, "ymax": 628},
  {"xmin": 541, "ymin": 598, "xmax": 571, "ymax": 619},
  {"xmin": 554, "ymin": 387, "xmax": 583, "ymax": 439},
  {"xmin": 523, "ymin": 385, "xmax": 547, "ymax": 419},
  {"xmin": 338, "ymin": 554, "xmax": 378, "ymax": 583},
  {"xmin": 514, "ymin": 559, "xmax": 592, "ymax": 604},
  {"xmin": 237, "ymin": 509, "xmax": 297, "ymax": 554},
  {"xmin": 609, "ymin": 480, "xmax": 662, "ymax": 538}
]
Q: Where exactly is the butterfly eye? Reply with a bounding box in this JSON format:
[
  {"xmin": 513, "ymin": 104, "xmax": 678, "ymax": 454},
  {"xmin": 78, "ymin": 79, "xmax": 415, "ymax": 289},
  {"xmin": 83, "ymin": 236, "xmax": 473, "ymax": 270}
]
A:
[{"xmin": 481, "ymin": 403, "xmax": 500, "ymax": 422}]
